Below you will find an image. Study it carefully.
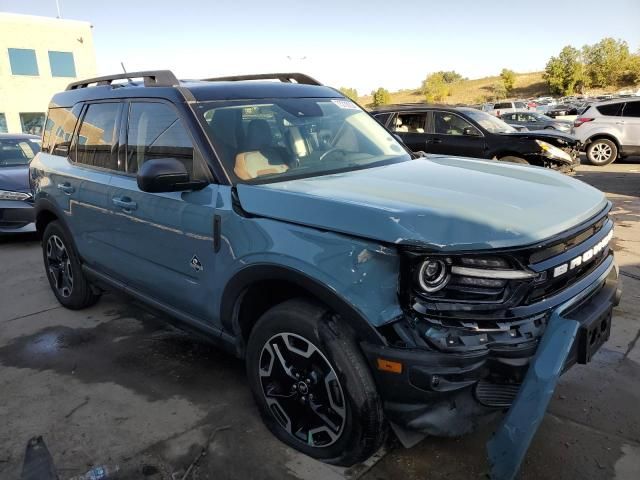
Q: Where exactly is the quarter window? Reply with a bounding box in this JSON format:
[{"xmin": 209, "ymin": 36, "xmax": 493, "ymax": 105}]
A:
[
  {"xmin": 622, "ymin": 101, "xmax": 640, "ymax": 118},
  {"xmin": 20, "ymin": 113, "xmax": 45, "ymax": 135},
  {"xmin": 596, "ymin": 103, "xmax": 623, "ymax": 116},
  {"xmin": 8, "ymin": 48, "xmax": 39, "ymax": 75},
  {"xmin": 392, "ymin": 113, "xmax": 427, "ymax": 133},
  {"xmin": 126, "ymin": 102, "xmax": 205, "ymax": 179},
  {"xmin": 75, "ymin": 103, "xmax": 121, "ymax": 170},
  {"xmin": 48, "ymin": 51, "xmax": 76, "ymax": 77},
  {"xmin": 42, "ymin": 105, "xmax": 82, "ymax": 155}
]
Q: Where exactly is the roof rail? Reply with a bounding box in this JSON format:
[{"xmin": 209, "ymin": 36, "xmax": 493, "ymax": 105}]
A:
[
  {"xmin": 66, "ymin": 70, "xmax": 179, "ymax": 90},
  {"xmin": 203, "ymin": 72, "xmax": 323, "ymax": 86}
]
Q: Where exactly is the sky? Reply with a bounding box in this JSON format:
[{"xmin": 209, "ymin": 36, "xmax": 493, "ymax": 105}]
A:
[{"xmin": 2, "ymin": 0, "xmax": 640, "ymax": 94}]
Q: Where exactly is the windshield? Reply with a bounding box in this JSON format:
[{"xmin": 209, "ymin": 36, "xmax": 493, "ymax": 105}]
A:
[
  {"xmin": 0, "ymin": 138, "xmax": 40, "ymax": 167},
  {"xmin": 464, "ymin": 110, "xmax": 516, "ymax": 134},
  {"xmin": 196, "ymin": 98, "xmax": 410, "ymax": 183}
]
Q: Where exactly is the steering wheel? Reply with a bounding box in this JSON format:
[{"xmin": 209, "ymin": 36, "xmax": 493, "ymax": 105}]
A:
[{"xmin": 319, "ymin": 147, "xmax": 346, "ymax": 162}]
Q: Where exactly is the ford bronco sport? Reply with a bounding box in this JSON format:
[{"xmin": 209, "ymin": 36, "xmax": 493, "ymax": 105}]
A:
[{"xmin": 31, "ymin": 71, "xmax": 620, "ymax": 472}]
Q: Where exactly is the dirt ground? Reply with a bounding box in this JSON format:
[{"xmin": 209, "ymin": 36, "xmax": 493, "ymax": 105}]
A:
[{"xmin": 1, "ymin": 159, "xmax": 639, "ymax": 479}]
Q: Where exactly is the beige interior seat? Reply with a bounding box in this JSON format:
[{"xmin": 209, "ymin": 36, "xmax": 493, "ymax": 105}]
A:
[{"xmin": 234, "ymin": 151, "xmax": 289, "ymax": 180}]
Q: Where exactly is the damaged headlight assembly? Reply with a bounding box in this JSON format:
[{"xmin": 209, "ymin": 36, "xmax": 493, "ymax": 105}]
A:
[
  {"xmin": 416, "ymin": 255, "xmax": 537, "ymax": 297},
  {"xmin": 535, "ymin": 139, "xmax": 573, "ymax": 163}
]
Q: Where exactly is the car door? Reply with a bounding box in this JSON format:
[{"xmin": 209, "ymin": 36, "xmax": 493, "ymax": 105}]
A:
[
  {"xmin": 428, "ymin": 110, "xmax": 486, "ymax": 158},
  {"xmin": 60, "ymin": 101, "xmax": 124, "ymax": 271},
  {"xmin": 106, "ymin": 100, "xmax": 219, "ymax": 322},
  {"xmin": 620, "ymin": 101, "xmax": 640, "ymax": 153},
  {"xmin": 388, "ymin": 111, "xmax": 429, "ymax": 152}
]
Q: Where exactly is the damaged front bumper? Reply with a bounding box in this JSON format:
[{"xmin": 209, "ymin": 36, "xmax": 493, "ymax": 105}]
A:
[{"xmin": 361, "ymin": 254, "xmax": 619, "ymax": 444}]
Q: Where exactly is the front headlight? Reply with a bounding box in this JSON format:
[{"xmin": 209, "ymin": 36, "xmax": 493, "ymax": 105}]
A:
[
  {"xmin": 535, "ymin": 140, "xmax": 572, "ymax": 163},
  {"xmin": 0, "ymin": 190, "xmax": 32, "ymax": 201},
  {"xmin": 418, "ymin": 258, "xmax": 451, "ymax": 292}
]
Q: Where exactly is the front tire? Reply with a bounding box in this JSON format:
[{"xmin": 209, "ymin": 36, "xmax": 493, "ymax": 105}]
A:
[
  {"xmin": 586, "ymin": 139, "xmax": 617, "ymax": 166},
  {"xmin": 42, "ymin": 221, "xmax": 100, "ymax": 309},
  {"xmin": 246, "ymin": 298, "xmax": 386, "ymax": 466}
]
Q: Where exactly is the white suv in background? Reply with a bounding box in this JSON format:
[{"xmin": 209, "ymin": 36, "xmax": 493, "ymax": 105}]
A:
[
  {"xmin": 572, "ymin": 99, "xmax": 640, "ymax": 165},
  {"xmin": 491, "ymin": 101, "xmax": 527, "ymax": 116}
]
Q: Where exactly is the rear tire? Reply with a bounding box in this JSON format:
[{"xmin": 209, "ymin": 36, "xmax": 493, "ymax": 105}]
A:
[
  {"xmin": 499, "ymin": 156, "xmax": 529, "ymax": 164},
  {"xmin": 246, "ymin": 298, "xmax": 386, "ymax": 466},
  {"xmin": 586, "ymin": 139, "xmax": 617, "ymax": 166},
  {"xmin": 42, "ymin": 221, "xmax": 100, "ymax": 309}
]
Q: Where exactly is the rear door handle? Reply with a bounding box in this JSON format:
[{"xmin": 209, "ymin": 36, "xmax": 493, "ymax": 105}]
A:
[
  {"xmin": 615, "ymin": 121, "xmax": 625, "ymax": 125},
  {"xmin": 57, "ymin": 183, "xmax": 74, "ymax": 195},
  {"xmin": 427, "ymin": 138, "xmax": 442, "ymax": 145},
  {"xmin": 112, "ymin": 197, "xmax": 137, "ymax": 211}
]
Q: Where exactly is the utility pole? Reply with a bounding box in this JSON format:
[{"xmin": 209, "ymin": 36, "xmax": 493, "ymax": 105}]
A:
[{"xmin": 55, "ymin": 0, "xmax": 63, "ymax": 18}]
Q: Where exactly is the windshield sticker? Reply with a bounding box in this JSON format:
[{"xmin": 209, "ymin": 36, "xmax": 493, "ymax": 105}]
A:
[{"xmin": 331, "ymin": 99, "xmax": 359, "ymax": 110}]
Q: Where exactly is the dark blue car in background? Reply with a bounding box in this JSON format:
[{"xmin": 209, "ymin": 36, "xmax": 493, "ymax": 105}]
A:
[{"xmin": 0, "ymin": 133, "xmax": 40, "ymax": 233}]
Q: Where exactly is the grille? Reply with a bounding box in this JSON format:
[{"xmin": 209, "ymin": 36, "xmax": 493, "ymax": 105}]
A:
[{"xmin": 475, "ymin": 380, "xmax": 521, "ymax": 407}]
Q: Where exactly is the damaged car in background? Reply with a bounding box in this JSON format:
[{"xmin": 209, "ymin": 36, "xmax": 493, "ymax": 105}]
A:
[
  {"xmin": 30, "ymin": 70, "xmax": 619, "ymax": 480},
  {"xmin": 372, "ymin": 105, "xmax": 581, "ymax": 172}
]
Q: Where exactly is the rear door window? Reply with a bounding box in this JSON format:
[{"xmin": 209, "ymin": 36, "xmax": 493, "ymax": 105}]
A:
[
  {"xmin": 392, "ymin": 112, "xmax": 427, "ymax": 133},
  {"xmin": 622, "ymin": 101, "xmax": 640, "ymax": 118},
  {"xmin": 75, "ymin": 102, "xmax": 122, "ymax": 171},
  {"xmin": 596, "ymin": 103, "xmax": 623, "ymax": 116}
]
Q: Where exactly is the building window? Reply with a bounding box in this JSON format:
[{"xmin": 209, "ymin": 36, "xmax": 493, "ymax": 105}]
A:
[
  {"xmin": 20, "ymin": 113, "xmax": 45, "ymax": 135},
  {"xmin": 8, "ymin": 48, "xmax": 39, "ymax": 76},
  {"xmin": 48, "ymin": 51, "xmax": 76, "ymax": 77},
  {"xmin": 0, "ymin": 114, "xmax": 7, "ymax": 133}
]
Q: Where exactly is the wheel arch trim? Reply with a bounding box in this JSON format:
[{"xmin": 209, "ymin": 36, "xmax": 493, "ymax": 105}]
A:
[{"xmin": 221, "ymin": 263, "xmax": 387, "ymax": 348}]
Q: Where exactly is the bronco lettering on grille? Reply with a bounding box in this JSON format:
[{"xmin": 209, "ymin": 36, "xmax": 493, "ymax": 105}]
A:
[{"xmin": 552, "ymin": 229, "xmax": 613, "ymax": 278}]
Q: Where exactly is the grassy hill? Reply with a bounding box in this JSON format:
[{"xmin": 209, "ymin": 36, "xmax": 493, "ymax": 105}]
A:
[{"xmin": 358, "ymin": 72, "xmax": 549, "ymax": 107}]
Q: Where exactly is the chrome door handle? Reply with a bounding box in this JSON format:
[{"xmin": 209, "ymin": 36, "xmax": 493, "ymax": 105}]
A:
[
  {"xmin": 615, "ymin": 121, "xmax": 625, "ymax": 125},
  {"xmin": 112, "ymin": 197, "xmax": 137, "ymax": 211},
  {"xmin": 57, "ymin": 183, "xmax": 74, "ymax": 194}
]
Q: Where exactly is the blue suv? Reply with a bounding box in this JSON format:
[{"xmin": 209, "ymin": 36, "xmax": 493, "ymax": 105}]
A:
[{"xmin": 30, "ymin": 71, "xmax": 620, "ymax": 469}]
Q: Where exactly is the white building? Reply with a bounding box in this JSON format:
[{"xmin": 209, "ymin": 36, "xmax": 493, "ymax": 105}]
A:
[{"xmin": 0, "ymin": 13, "xmax": 97, "ymax": 134}]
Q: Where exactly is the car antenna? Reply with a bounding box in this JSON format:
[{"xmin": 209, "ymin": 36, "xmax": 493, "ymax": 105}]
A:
[{"xmin": 120, "ymin": 62, "xmax": 135, "ymax": 86}]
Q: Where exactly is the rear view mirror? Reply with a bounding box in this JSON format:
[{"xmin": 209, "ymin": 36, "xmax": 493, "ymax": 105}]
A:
[
  {"xmin": 463, "ymin": 127, "xmax": 481, "ymax": 137},
  {"xmin": 137, "ymin": 158, "xmax": 205, "ymax": 193}
]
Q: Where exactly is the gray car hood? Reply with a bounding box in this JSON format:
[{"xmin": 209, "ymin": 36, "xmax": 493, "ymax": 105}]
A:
[{"xmin": 236, "ymin": 157, "xmax": 607, "ymax": 251}]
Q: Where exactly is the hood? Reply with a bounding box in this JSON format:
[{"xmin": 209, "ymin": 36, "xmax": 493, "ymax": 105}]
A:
[
  {"xmin": 236, "ymin": 158, "xmax": 607, "ymax": 251},
  {"xmin": 0, "ymin": 166, "xmax": 30, "ymax": 193},
  {"xmin": 502, "ymin": 129, "xmax": 578, "ymax": 144}
]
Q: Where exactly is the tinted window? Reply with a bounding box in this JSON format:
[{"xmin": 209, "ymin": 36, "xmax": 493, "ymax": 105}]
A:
[
  {"xmin": 393, "ymin": 112, "xmax": 427, "ymax": 133},
  {"xmin": 76, "ymin": 103, "xmax": 121, "ymax": 170},
  {"xmin": 48, "ymin": 51, "xmax": 76, "ymax": 77},
  {"xmin": 20, "ymin": 113, "xmax": 45, "ymax": 135},
  {"xmin": 8, "ymin": 48, "xmax": 39, "ymax": 75},
  {"xmin": 596, "ymin": 103, "xmax": 623, "ymax": 116},
  {"xmin": 622, "ymin": 101, "xmax": 640, "ymax": 118},
  {"xmin": 0, "ymin": 113, "xmax": 7, "ymax": 133},
  {"xmin": 514, "ymin": 102, "xmax": 526, "ymax": 109},
  {"xmin": 42, "ymin": 105, "xmax": 82, "ymax": 155},
  {"xmin": 494, "ymin": 102, "xmax": 512, "ymax": 109},
  {"xmin": 372, "ymin": 112, "xmax": 392, "ymax": 126},
  {"xmin": 126, "ymin": 102, "xmax": 203, "ymax": 178},
  {"xmin": 0, "ymin": 138, "xmax": 40, "ymax": 167},
  {"xmin": 433, "ymin": 111, "xmax": 478, "ymax": 135}
]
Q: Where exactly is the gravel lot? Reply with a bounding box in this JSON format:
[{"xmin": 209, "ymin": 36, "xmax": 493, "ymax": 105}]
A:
[{"xmin": 1, "ymin": 159, "xmax": 639, "ymax": 479}]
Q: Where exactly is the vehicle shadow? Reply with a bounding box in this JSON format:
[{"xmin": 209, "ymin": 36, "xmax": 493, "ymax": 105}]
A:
[{"xmin": 0, "ymin": 232, "xmax": 40, "ymax": 245}]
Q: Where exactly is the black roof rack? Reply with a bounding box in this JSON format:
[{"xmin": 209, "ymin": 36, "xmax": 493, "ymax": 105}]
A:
[
  {"xmin": 203, "ymin": 72, "xmax": 323, "ymax": 86},
  {"xmin": 66, "ymin": 70, "xmax": 179, "ymax": 90}
]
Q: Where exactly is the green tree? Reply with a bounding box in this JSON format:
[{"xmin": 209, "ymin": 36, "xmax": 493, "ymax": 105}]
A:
[
  {"xmin": 583, "ymin": 38, "xmax": 631, "ymax": 87},
  {"xmin": 500, "ymin": 68, "xmax": 516, "ymax": 94},
  {"xmin": 491, "ymin": 81, "xmax": 507, "ymax": 100},
  {"xmin": 421, "ymin": 73, "xmax": 450, "ymax": 102},
  {"xmin": 371, "ymin": 87, "xmax": 391, "ymax": 107},
  {"xmin": 439, "ymin": 70, "xmax": 464, "ymax": 83},
  {"xmin": 544, "ymin": 46, "xmax": 586, "ymax": 95},
  {"xmin": 620, "ymin": 52, "xmax": 640, "ymax": 85},
  {"xmin": 339, "ymin": 87, "xmax": 358, "ymax": 101}
]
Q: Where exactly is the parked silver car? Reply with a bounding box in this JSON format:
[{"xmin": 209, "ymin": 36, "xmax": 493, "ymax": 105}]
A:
[
  {"xmin": 500, "ymin": 111, "xmax": 572, "ymax": 133},
  {"xmin": 572, "ymin": 99, "xmax": 640, "ymax": 165}
]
